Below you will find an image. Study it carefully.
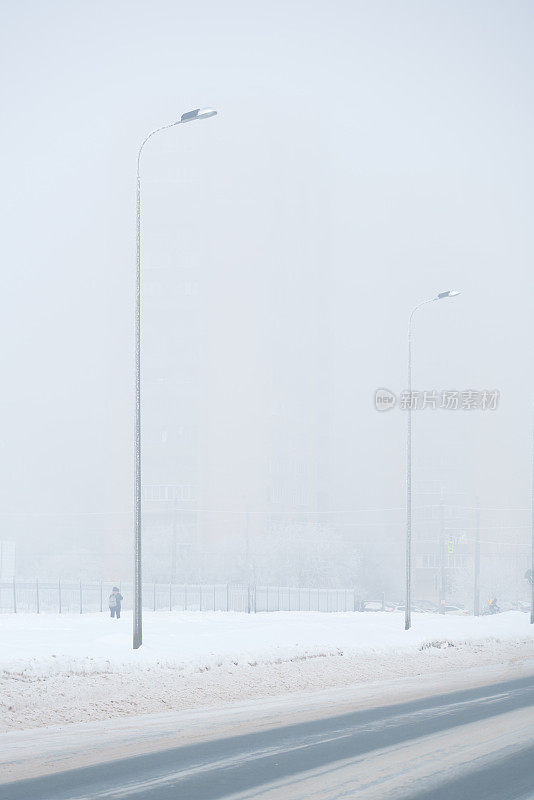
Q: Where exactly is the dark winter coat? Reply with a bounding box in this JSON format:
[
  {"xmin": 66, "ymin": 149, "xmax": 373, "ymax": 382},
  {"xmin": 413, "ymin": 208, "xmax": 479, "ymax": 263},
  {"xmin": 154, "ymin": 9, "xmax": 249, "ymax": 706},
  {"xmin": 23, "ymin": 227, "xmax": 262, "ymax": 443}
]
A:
[{"xmin": 109, "ymin": 591, "xmax": 123, "ymax": 609}]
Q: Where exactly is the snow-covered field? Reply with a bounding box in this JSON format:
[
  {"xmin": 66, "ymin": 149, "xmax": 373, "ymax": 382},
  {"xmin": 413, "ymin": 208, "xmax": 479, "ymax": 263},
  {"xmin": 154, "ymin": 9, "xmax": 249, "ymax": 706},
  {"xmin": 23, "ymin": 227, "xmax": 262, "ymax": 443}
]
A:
[
  {"xmin": 1, "ymin": 610, "xmax": 533, "ymax": 730},
  {"xmin": 3, "ymin": 609, "xmax": 533, "ymax": 677}
]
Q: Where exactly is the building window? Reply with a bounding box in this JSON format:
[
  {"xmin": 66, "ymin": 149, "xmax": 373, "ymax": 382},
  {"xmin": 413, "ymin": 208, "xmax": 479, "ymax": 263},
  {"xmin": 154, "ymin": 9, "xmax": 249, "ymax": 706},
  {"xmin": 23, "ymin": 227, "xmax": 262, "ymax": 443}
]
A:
[{"xmin": 142, "ymin": 484, "xmax": 195, "ymax": 502}]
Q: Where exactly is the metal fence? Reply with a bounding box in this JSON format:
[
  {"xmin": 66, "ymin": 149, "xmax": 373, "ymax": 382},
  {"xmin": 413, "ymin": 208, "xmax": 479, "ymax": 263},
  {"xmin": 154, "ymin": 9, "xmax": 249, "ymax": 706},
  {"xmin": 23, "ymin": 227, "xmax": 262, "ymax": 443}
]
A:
[{"xmin": 0, "ymin": 579, "xmax": 384, "ymax": 614}]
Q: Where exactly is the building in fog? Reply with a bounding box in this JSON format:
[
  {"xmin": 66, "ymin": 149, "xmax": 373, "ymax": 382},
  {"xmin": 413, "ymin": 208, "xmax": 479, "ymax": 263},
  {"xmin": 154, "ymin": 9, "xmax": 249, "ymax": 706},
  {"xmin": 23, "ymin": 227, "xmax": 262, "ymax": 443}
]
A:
[
  {"xmin": 140, "ymin": 165, "xmax": 334, "ymax": 585},
  {"xmin": 141, "ymin": 263, "xmax": 201, "ymax": 582},
  {"xmin": 413, "ymin": 480, "xmax": 474, "ymax": 607},
  {"xmin": 412, "ymin": 444, "xmax": 474, "ymax": 607},
  {"xmin": 0, "ymin": 540, "xmax": 16, "ymax": 579}
]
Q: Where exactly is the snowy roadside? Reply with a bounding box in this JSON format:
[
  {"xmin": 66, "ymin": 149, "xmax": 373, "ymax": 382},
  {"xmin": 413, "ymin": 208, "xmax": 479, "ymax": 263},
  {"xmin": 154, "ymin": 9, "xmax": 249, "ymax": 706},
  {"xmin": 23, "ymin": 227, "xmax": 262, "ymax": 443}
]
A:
[
  {"xmin": 2, "ymin": 657, "xmax": 534, "ymax": 786},
  {"xmin": 1, "ymin": 610, "xmax": 533, "ymax": 730}
]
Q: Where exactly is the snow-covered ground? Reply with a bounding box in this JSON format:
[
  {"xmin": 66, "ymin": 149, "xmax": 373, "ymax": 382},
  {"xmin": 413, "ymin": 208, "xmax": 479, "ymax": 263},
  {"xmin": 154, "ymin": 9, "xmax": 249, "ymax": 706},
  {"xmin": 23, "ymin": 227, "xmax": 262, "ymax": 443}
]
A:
[
  {"xmin": 2, "ymin": 609, "xmax": 533, "ymax": 677},
  {"xmin": 1, "ymin": 610, "xmax": 533, "ymax": 730}
]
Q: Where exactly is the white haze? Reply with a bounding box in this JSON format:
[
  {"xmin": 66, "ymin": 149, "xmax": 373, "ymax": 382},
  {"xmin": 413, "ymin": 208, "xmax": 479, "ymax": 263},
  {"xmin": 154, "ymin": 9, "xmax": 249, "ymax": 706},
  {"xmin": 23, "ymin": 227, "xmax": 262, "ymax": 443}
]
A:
[{"xmin": 1, "ymin": 1, "xmax": 533, "ymax": 605}]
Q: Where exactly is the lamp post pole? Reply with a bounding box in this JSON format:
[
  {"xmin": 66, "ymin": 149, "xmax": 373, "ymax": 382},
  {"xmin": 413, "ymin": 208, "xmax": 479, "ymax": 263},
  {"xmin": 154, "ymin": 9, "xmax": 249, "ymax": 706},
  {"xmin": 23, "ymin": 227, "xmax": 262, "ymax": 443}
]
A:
[
  {"xmin": 474, "ymin": 499, "xmax": 480, "ymax": 616},
  {"xmin": 133, "ymin": 108, "xmax": 217, "ymax": 650},
  {"xmin": 405, "ymin": 290, "xmax": 461, "ymax": 631},
  {"xmin": 531, "ymin": 405, "xmax": 534, "ymax": 624}
]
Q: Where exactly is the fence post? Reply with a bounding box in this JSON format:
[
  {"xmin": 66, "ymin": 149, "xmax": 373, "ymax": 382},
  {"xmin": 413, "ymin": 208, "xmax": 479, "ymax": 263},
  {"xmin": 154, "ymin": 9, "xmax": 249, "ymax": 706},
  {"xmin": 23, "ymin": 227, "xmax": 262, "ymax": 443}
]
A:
[
  {"xmin": 169, "ymin": 583, "xmax": 172, "ymax": 612},
  {"xmin": 277, "ymin": 585, "xmax": 280, "ymax": 611},
  {"xmin": 100, "ymin": 580, "xmax": 103, "ymax": 612},
  {"xmin": 58, "ymin": 578, "xmax": 62, "ymax": 614},
  {"xmin": 12, "ymin": 576, "xmax": 16, "ymax": 613},
  {"xmin": 226, "ymin": 583, "xmax": 230, "ymax": 612},
  {"xmin": 153, "ymin": 582, "xmax": 156, "ymax": 612},
  {"xmin": 79, "ymin": 580, "xmax": 83, "ymax": 614},
  {"xmin": 184, "ymin": 584, "xmax": 188, "ymax": 611},
  {"xmin": 382, "ymin": 592, "xmax": 386, "ymax": 612},
  {"xmin": 199, "ymin": 585, "xmax": 203, "ymax": 612},
  {"xmin": 36, "ymin": 577, "xmax": 40, "ymax": 614}
]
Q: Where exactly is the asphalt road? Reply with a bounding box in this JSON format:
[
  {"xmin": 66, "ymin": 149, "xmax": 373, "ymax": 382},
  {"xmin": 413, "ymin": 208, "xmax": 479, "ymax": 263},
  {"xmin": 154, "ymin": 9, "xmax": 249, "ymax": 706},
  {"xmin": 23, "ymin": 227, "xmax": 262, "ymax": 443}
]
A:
[{"xmin": 2, "ymin": 675, "xmax": 533, "ymax": 800}]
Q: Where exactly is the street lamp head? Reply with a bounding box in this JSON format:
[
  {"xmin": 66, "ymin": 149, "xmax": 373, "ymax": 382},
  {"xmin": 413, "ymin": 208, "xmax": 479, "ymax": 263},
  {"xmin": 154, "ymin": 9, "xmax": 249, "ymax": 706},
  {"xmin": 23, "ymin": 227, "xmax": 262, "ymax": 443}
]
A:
[
  {"xmin": 179, "ymin": 108, "xmax": 218, "ymax": 124},
  {"xmin": 436, "ymin": 290, "xmax": 461, "ymax": 300}
]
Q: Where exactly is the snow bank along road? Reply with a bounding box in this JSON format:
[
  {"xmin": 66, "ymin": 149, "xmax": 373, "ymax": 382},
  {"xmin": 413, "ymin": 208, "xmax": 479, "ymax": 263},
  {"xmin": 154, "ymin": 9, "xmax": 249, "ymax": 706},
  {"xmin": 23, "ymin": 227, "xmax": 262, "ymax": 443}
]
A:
[
  {"xmin": 1, "ymin": 610, "xmax": 533, "ymax": 729},
  {"xmin": 1, "ymin": 663, "xmax": 533, "ymax": 799}
]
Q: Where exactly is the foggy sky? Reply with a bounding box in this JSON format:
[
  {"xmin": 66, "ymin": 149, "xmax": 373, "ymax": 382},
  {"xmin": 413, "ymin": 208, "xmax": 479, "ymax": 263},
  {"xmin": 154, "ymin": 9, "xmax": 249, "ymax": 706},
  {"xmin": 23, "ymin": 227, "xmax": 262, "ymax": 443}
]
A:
[{"xmin": 1, "ymin": 0, "xmax": 533, "ymax": 572}]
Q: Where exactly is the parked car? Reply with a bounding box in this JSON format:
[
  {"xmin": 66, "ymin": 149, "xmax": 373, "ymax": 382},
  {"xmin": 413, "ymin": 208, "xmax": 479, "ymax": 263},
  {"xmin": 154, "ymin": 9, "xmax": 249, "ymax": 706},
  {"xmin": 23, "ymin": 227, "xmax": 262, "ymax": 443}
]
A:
[
  {"xmin": 360, "ymin": 600, "xmax": 384, "ymax": 612},
  {"xmin": 389, "ymin": 603, "xmax": 427, "ymax": 614},
  {"xmin": 418, "ymin": 601, "xmax": 441, "ymax": 613},
  {"xmin": 442, "ymin": 604, "xmax": 469, "ymax": 616}
]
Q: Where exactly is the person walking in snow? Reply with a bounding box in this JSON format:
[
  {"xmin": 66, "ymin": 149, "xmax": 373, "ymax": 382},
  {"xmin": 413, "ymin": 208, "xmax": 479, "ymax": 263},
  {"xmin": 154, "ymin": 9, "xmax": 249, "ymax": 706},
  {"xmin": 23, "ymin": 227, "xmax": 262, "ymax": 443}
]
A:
[
  {"xmin": 109, "ymin": 586, "xmax": 123, "ymax": 619},
  {"xmin": 487, "ymin": 596, "xmax": 500, "ymax": 614}
]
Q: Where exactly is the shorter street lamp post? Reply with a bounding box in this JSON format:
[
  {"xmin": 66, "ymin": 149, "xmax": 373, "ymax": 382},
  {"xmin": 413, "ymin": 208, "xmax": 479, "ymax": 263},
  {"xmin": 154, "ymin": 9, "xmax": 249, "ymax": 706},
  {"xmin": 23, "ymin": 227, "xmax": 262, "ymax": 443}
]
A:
[{"xmin": 405, "ymin": 290, "xmax": 461, "ymax": 631}]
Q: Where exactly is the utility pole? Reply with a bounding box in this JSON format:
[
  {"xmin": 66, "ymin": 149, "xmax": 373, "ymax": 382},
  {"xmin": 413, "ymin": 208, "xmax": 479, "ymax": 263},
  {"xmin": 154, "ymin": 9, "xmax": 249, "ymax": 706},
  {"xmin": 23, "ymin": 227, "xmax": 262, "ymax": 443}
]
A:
[
  {"xmin": 439, "ymin": 501, "xmax": 446, "ymax": 613},
  {"xmin": 531, "ymin": 409, "xmax": 534, "ymax": 624},
  {"xmin": 474, "ymin": 500, "xmax": 480, "ymax": 616},
  {"xmin": 245, "ymin": 508, "xmax": 251, "ymax": 584},
  {"xmin": 171, "ymin": 504, "xmax": 178, "ymax": 584}
]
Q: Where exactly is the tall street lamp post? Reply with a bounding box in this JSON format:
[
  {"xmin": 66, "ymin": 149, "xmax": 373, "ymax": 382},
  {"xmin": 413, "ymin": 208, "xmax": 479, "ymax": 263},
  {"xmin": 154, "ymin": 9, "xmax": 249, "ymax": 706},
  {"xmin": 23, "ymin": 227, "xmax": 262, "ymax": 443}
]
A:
[
  {"xmin": 405, "ymin": 289, "xmax": 461, "ymax": 631},
  {"xmin": 134, "ymin": 108, "xmax": 218, "ymax": 650}
]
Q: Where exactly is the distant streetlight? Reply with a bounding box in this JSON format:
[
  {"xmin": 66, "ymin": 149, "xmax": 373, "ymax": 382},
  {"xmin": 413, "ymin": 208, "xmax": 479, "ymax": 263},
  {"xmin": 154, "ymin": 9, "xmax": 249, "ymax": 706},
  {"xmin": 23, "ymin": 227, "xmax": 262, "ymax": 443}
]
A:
[
  {"xmin": 405, "ymin": 290, "xmax": 461, "ymax": 631},
  {"xmin": 134, "ymin": 108, "xmax": 218, "ymax": 650}
]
